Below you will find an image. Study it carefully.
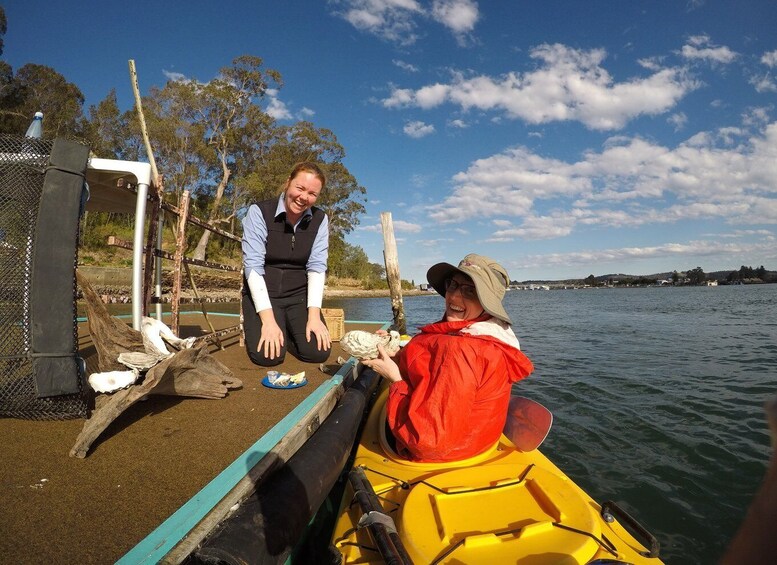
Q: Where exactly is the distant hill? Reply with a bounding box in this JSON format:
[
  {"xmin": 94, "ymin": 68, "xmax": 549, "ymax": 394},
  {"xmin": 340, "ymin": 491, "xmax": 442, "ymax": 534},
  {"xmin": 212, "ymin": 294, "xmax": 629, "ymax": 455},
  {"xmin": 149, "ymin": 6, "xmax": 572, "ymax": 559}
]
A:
[{"xmin": 515, "ymin": 267, "xmax": 777, "ymax": 285}]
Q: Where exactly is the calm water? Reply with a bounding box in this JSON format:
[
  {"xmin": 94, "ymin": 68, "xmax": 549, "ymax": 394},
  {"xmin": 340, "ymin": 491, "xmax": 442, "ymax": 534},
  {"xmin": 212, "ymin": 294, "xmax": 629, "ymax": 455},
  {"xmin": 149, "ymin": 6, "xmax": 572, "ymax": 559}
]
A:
[
  {"xmin": 327, "ymin": 285, "xmax": 777, "ymax": 564},
  {"xmin": 99, "ymin": 285, "xmax": 776, "ymax": 563}
]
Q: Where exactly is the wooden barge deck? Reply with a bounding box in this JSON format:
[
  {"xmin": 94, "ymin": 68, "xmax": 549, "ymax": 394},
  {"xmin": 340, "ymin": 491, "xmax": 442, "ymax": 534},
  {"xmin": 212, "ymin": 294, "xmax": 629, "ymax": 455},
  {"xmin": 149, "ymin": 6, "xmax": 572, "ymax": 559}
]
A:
[{"xmin": 0, "ymin": 311, "xmax": 382, "ymax": 564}]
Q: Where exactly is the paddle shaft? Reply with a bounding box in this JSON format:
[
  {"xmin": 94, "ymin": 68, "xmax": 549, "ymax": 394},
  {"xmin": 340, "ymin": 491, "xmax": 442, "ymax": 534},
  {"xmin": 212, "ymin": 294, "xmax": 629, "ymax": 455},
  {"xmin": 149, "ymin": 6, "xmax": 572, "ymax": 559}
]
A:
[{"xmin": 349, "ymin": 466, "xmax": 413, "ymax": 565}]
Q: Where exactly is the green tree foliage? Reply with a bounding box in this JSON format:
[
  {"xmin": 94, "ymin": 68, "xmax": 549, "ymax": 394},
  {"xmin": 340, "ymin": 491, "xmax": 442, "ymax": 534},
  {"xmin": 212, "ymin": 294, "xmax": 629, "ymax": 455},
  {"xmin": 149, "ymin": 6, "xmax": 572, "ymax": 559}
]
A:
[
  {"xmin": 0, "ymin": 63, "xmax": 85, "ymax": 138},
  {"xmin": 727, "ymin": 265, "xmax": 770, "ymax": 283},
  {"xmin": 0, "ymin": 20, "xmax": 372, "ymax": 283},
  {"xmin": 83, "ymin": 89, "xmax": 139, "ymax": 159},
  {"xmin": 0, "ymin": 6, "xmax": 6, "ymax": 56},
  {"xmin": 686, "ymin": 266, "xmax": 706, "ymax": 285},
  {"xmin": 134, "ymin": 57, "xmax": 366, "ymax": 264}
]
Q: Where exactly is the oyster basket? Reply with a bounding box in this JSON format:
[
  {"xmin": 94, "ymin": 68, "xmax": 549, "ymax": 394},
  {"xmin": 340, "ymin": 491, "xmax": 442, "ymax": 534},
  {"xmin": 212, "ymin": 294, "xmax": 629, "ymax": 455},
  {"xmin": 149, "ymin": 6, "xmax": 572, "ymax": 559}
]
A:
[{"xmin": 322, "ymin": 308, "xmax": 344, "ymax": 341}]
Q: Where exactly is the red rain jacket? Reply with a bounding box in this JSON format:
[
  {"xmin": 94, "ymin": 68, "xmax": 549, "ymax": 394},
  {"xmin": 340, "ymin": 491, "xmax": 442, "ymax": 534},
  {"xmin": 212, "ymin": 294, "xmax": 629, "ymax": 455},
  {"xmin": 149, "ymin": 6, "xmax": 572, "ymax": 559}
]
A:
[{"xmin": 386, "ymin": 316, "xmax": 534, "ymax": 462}]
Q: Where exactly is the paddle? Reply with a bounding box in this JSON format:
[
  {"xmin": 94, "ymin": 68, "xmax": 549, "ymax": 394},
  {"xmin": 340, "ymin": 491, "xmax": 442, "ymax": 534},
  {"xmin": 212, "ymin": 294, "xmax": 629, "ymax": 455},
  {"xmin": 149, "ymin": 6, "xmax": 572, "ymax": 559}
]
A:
[{"xmin": 503, "ymin": 396, "xmax": 553, "ymax": 452}]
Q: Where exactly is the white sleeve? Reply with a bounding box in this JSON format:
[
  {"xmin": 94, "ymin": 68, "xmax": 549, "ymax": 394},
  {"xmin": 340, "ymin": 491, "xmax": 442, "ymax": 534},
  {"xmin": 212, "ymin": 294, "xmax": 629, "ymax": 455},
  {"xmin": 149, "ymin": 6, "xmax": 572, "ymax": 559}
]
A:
[
  {"xmin": 247, "ymin": 270, "xmax": 272, "ymax": 312},
  {"xmin": 307, "ymin": 271, "xmax": 326, "ymax": 309}
]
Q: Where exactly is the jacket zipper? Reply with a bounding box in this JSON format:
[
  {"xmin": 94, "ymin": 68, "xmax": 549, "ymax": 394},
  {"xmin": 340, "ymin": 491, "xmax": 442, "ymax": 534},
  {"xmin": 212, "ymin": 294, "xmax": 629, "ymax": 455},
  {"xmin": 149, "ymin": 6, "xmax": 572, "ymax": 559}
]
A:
[{"xmin": 291, "ymin": 234, "xmax": 295, "ymax": 251}]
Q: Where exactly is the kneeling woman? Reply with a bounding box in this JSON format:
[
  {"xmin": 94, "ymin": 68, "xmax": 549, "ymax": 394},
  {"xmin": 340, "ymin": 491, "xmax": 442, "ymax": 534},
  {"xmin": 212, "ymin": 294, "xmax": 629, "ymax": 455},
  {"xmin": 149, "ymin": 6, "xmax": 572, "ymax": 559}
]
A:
[
  {"xmin": 241, "ymin": 162, "xmax": 331, "ymax": 366},
  {"xmin": 364, "ymin": 254, "xmax": 534, "ymax": 462}
]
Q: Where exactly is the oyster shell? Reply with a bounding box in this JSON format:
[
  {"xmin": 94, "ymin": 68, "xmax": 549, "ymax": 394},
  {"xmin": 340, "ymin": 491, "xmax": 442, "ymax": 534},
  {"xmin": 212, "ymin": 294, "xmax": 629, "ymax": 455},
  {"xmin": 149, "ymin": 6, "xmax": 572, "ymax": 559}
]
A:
[
  {"xmin": 141, "ymin": 316, "xmax": 197, "ymax": 357},
  {"xmin": 88, "ymin": 369, "xmax": 139, "ymax": 393},
  {"xmin": 340, "ymin": 330, "xmax": 400, "ymax": 360},
  {"xmin": 117, "ymin": 351, "xmax": 166, "ymax": 371}
]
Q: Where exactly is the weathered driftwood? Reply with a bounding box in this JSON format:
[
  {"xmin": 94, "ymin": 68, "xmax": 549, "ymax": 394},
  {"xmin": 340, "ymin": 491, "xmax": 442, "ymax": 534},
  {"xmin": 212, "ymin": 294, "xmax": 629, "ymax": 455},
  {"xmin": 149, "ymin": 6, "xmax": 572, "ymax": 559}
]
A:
[
  {"xmin": 70, "ymin": 346, "xmax": 241, "ymax": 458},
  {"xmin": 72, "ymin": 271, "xmax": 242, "ymax": 458},
  {"xmin": 77, "ymin": 271, "xmax": 146, "ymax": 372}
]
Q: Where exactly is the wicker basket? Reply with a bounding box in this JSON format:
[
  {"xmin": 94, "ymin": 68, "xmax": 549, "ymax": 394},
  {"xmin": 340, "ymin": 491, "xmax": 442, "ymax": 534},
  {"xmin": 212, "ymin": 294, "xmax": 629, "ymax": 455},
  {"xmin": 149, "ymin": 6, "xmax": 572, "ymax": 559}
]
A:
[{"xmin": 322, "ymin": 308, "xmax": 345, "ymax": 341}]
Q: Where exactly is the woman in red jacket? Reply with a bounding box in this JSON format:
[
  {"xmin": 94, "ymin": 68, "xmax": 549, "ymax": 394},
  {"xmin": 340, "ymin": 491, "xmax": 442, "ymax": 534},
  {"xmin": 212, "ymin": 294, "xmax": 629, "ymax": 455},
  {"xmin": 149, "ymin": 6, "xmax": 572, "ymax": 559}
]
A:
[{"xmin": 364, "ymin": 254, "xmax": 534, "ymax": 462}]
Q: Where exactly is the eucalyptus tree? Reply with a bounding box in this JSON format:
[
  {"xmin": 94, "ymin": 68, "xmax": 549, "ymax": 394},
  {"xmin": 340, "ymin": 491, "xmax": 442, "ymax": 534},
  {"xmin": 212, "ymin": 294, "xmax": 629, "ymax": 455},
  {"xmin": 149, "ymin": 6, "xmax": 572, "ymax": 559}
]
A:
[
  {"xmin": 254, "ymin": 120, "xmax": 367, "ymax": 239},
  {"xmin": 143, "ymin": 79, "xmax": 209, "ymax": 206},
  {"xmin": 178, "ymin": 56, "xmax": 282, "ymax": 260},
  {"xmin": 84, "ymin": 89, "xmax": 141, "ymax": 160},
  {"xmin": 238, "ymin": 119, "xmax": 367, "ymax": 275},
  {"xmin": 0, "ymin": 63, "xmax": 85, "ymax": 138}
]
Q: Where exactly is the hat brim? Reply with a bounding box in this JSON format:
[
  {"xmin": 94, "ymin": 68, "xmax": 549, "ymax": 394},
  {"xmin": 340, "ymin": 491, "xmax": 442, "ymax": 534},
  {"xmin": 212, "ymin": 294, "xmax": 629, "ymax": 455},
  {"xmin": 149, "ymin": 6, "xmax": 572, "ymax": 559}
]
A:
[
  {"xmin": 426, "ymin": 261, "xmax": 513, "ymax": 325},
  {"xmin": 426, "ymin": 262, "xmax": 459, "ymax": 297}
]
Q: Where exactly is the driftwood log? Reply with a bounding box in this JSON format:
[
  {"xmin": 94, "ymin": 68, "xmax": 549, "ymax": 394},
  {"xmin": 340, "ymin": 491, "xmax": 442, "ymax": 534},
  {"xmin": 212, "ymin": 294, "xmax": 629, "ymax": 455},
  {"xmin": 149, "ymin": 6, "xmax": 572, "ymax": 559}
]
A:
[
  {"xmin": 77, "ymin": 271, "xmax": 146, "ymax": 372},
  {"xmin": 71, "ymin": 272, "xmax": 242, "ymax": 458}
]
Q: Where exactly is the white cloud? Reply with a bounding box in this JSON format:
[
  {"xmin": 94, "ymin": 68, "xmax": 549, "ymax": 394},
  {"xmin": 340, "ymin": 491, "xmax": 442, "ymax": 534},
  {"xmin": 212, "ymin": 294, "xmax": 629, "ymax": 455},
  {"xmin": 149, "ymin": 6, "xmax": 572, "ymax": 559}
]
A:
[
  {"xmin": 427, "ymin": 120, "xmax": 777, "ymax": 238},
  {"xmin": 393, "ymin": 59, "xmax": 419, "ymax": 72},
  {"xmin": 516, "ymin": 239, "xmax": 776, "ymax": 271},
  {"xmin": 680, "ymin": 35, "xmax": 737, "ymax": 64},
  {"xmin": 383, "ymin": 87, "xmax": 415, "ymax": 107},
  {"xmin": 382, "ymin": 43, "xmax": 699, "ymax": 130},
  {"xmin": 448, "ymin": 118, "xmax": 468, "ymax": 128},
  {"xmin": 299, "ymin": 107, "xmax": 316, "ymax": 118},
  {"xmin": 431, "ymin": 0, "xmax": 479, "ymax": 44},
  {"xmin": 404, "ymin": 120, "xmax": 436, "ymax": 137},
  {"xmin": 333, "ymin": 0, "xmax": 478, "ymax": 45},
  {"xmin": 761, "ymin": 50, "xmax": 777, "ymax": 67},
  {"xmin": 266, "ymin": 97, "xmax": 292, "ymax": 120},
  {"xmin": 334, "ymin": 0, "xmax": 423, "ymax": 45},
  {"xmin": 637, "ymin": 57, "xmax": 664, "ymax": 71},
  {"xmin": 416, "ymin": 83, "xmax": 450, "ymax": 108},
  {"xmin": 750, "ymin": 75, "xmax": 777, "ymax": 93},
  {"xmin": 358, "ymin": 218, "xmax": 422, "ymax": 233},
  {"xmin": 163, "ymin": 70, "xmax": 189, "ymax": 82},
  {"xmin": 394, "ymin": 219, "xmax": 423, "ymax": 232},
  {"xmin": 668, "ymin": 112, "xmax": 688, "ymax": 131}
]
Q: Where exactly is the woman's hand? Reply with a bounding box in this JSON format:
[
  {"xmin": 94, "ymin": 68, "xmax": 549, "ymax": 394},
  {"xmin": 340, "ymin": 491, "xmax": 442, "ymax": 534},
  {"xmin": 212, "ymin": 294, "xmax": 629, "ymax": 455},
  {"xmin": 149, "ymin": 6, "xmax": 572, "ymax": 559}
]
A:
[
  {"xmin": 258, "ymin": 312, "xmax": 284, "ymax": 359},
  {"xmin": 362, "ymin": 344, "xmax": 402, "ymax": 383},
  {"xmin": 306, "ymin": 316, "xmax": 331, "ymax": 351}
]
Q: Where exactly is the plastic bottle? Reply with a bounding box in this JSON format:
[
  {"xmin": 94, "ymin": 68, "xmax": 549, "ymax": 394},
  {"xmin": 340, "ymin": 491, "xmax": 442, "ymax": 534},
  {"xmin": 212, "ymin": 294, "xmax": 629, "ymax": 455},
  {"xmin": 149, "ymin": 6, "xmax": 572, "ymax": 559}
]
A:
[{"xmin": 25, "ymin": 111, "xmax": 43, "ymax": 138}]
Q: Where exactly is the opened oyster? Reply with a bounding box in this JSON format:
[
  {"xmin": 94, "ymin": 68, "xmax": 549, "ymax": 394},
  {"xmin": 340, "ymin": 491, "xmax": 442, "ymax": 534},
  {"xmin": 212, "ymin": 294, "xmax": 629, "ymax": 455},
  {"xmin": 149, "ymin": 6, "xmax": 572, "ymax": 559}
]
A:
[
  {"xmin": 340, "ymin": 330, "xmax": 401, "ymax": 360},
  {"xmin": 88, "ymin": 369, "xmax": 140, "ymax": 393}
]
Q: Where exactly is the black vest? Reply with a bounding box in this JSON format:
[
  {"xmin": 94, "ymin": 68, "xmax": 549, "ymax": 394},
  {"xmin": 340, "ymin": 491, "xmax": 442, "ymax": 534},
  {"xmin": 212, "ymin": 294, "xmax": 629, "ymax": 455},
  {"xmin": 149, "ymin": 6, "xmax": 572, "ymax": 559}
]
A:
[{"xmin": 252, "ymin": 198, "xmax": 325, "ymax": 299}]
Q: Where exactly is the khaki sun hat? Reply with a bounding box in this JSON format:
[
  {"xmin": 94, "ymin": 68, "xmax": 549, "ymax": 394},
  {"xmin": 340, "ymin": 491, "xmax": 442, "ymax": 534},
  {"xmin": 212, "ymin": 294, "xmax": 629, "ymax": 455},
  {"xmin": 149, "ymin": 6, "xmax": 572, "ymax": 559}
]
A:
[{"xmin": 426, "ymin": 254, "xmax": 512, "ymax": 324}]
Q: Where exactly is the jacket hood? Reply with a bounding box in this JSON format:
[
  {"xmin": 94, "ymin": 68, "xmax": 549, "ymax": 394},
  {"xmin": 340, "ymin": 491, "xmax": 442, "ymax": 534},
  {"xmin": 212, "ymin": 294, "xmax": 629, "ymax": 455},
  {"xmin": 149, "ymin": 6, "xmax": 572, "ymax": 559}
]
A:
[{"xmin": 420, "ymin": 316, "xmax": 533, "ymax": 383}]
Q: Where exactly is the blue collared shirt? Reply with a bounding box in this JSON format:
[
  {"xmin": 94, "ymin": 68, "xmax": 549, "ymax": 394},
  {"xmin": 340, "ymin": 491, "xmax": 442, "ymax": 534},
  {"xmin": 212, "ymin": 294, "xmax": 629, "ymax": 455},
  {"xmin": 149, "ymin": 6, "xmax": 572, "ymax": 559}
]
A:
[{"xmin": 242, "ymin": 194, "xmax": 329, "ymax": 279}]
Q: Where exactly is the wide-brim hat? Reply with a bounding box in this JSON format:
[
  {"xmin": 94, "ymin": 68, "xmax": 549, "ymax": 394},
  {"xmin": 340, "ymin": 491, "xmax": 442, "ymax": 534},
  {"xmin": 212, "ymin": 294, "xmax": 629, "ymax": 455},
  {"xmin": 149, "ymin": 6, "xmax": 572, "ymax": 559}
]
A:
[{"xmin": 427, "ymin": 253, "xmax": 512, "ymax": 324}]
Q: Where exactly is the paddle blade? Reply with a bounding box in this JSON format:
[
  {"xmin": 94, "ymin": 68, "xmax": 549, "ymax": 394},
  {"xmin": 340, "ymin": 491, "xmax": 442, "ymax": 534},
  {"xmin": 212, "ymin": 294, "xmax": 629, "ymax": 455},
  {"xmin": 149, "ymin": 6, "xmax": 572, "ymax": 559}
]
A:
[{"xmin": 503, "ymin": 396, "xmax": 553, "ymax": 452}]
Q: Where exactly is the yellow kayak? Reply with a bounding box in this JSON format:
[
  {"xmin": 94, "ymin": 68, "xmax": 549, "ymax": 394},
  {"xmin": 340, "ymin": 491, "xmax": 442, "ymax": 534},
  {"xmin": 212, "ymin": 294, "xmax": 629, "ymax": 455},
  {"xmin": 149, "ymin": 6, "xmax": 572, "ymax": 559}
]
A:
[{"xmin": 330, "ymin": 385, "xmax": 663, "ymax": 564}]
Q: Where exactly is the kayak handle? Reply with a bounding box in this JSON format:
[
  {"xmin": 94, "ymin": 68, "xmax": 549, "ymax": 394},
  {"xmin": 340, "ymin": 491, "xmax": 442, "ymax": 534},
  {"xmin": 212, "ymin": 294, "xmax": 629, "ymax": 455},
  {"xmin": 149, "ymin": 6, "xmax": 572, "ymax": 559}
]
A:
[{"xmin": 601, "ymin": 500, "xmax": 660, "ymax": 558}]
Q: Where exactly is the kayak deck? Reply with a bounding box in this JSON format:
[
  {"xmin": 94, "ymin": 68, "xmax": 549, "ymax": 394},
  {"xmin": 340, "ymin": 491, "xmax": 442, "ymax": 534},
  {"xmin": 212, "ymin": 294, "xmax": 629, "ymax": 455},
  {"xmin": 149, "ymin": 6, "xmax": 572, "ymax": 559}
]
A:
[{"xmin": 330, "ymin": 386, "xmax": 663, "ymax": 564}]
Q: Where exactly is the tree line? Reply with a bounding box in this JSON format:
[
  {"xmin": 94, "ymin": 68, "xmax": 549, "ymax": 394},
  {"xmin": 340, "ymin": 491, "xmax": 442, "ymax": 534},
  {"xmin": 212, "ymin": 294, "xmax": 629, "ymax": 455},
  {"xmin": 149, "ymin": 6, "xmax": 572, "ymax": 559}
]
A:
[
  {"xmin": 580, "ymin": 265, "xmax": 775, "ymax": 287},
  {"xmin": 0, "ymin": 7, "xmax": 394, "ymax": 287}
]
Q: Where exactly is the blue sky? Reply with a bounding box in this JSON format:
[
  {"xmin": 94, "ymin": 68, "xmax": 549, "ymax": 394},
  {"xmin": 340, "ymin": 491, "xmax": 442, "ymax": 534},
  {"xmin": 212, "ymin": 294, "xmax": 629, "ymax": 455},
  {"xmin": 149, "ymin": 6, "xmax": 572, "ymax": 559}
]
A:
[{"xmin": 4, "ymin": 0, "xmax": 777, "ymax": 282}]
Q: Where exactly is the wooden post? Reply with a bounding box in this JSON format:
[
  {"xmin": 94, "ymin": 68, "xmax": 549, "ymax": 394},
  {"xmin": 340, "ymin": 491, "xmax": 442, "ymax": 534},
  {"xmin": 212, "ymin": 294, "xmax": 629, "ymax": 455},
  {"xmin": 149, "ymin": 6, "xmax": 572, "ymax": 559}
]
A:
[
  {"xmin": 128, "ymin": 59, "xmax": 161, "ymax": 191},
  {"xmin": 171, "ymin": 191, "xmax": 190, "ymax": 335},
  {"xmin": 380, "ymin": 212, "xmax": 406, "ymax": 334},
  {"xmin": 142, "ymin": 196, "xmax": 160, "ymax": 317}
]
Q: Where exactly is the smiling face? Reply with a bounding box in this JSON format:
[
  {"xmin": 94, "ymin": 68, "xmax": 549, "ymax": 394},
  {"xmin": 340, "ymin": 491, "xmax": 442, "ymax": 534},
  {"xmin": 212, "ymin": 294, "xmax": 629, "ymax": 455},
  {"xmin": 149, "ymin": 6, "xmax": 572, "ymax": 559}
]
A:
[
  {"xmin": 283, "ymin": 171, "xmax": 322, "ymax": 224},
  {"xmin": 444, "ymin": 274, "xmax": 485, "ymax": 322}
]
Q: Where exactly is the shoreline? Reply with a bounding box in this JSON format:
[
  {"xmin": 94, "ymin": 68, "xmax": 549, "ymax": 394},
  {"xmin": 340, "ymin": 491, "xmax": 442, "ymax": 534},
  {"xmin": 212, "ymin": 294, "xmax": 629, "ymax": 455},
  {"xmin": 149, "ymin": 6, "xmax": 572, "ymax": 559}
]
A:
[
  {"xmin": 77, "ymin": 284, "xmax": 434, "ymax": 304},
  {"xmin": 76, "ymin": 266, "xmax": 434, "ymax": 303}
]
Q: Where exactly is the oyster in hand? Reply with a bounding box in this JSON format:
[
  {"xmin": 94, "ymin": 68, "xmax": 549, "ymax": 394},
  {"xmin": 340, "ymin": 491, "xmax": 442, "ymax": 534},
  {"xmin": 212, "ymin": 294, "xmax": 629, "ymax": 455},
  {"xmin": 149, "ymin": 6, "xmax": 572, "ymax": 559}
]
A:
[{"xmin": 340, "ymin": 330, "xmax": 400, "ymax": 360}]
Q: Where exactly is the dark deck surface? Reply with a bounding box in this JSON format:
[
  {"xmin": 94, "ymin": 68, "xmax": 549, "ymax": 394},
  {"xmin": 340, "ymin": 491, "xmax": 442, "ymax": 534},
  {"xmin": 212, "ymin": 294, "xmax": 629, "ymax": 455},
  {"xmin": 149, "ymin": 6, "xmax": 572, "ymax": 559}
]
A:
[{"xmin": 0, "ymin": 312, "xmax": 381, "ymax": 564}]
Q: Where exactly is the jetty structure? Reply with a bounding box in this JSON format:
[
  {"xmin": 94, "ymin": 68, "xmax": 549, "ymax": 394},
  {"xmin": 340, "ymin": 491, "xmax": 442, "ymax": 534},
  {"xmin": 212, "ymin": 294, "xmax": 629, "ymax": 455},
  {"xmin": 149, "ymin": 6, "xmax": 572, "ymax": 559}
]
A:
[{"xmin": 0, "ymin": 131, "xmax": 380, "ymax": 562}]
